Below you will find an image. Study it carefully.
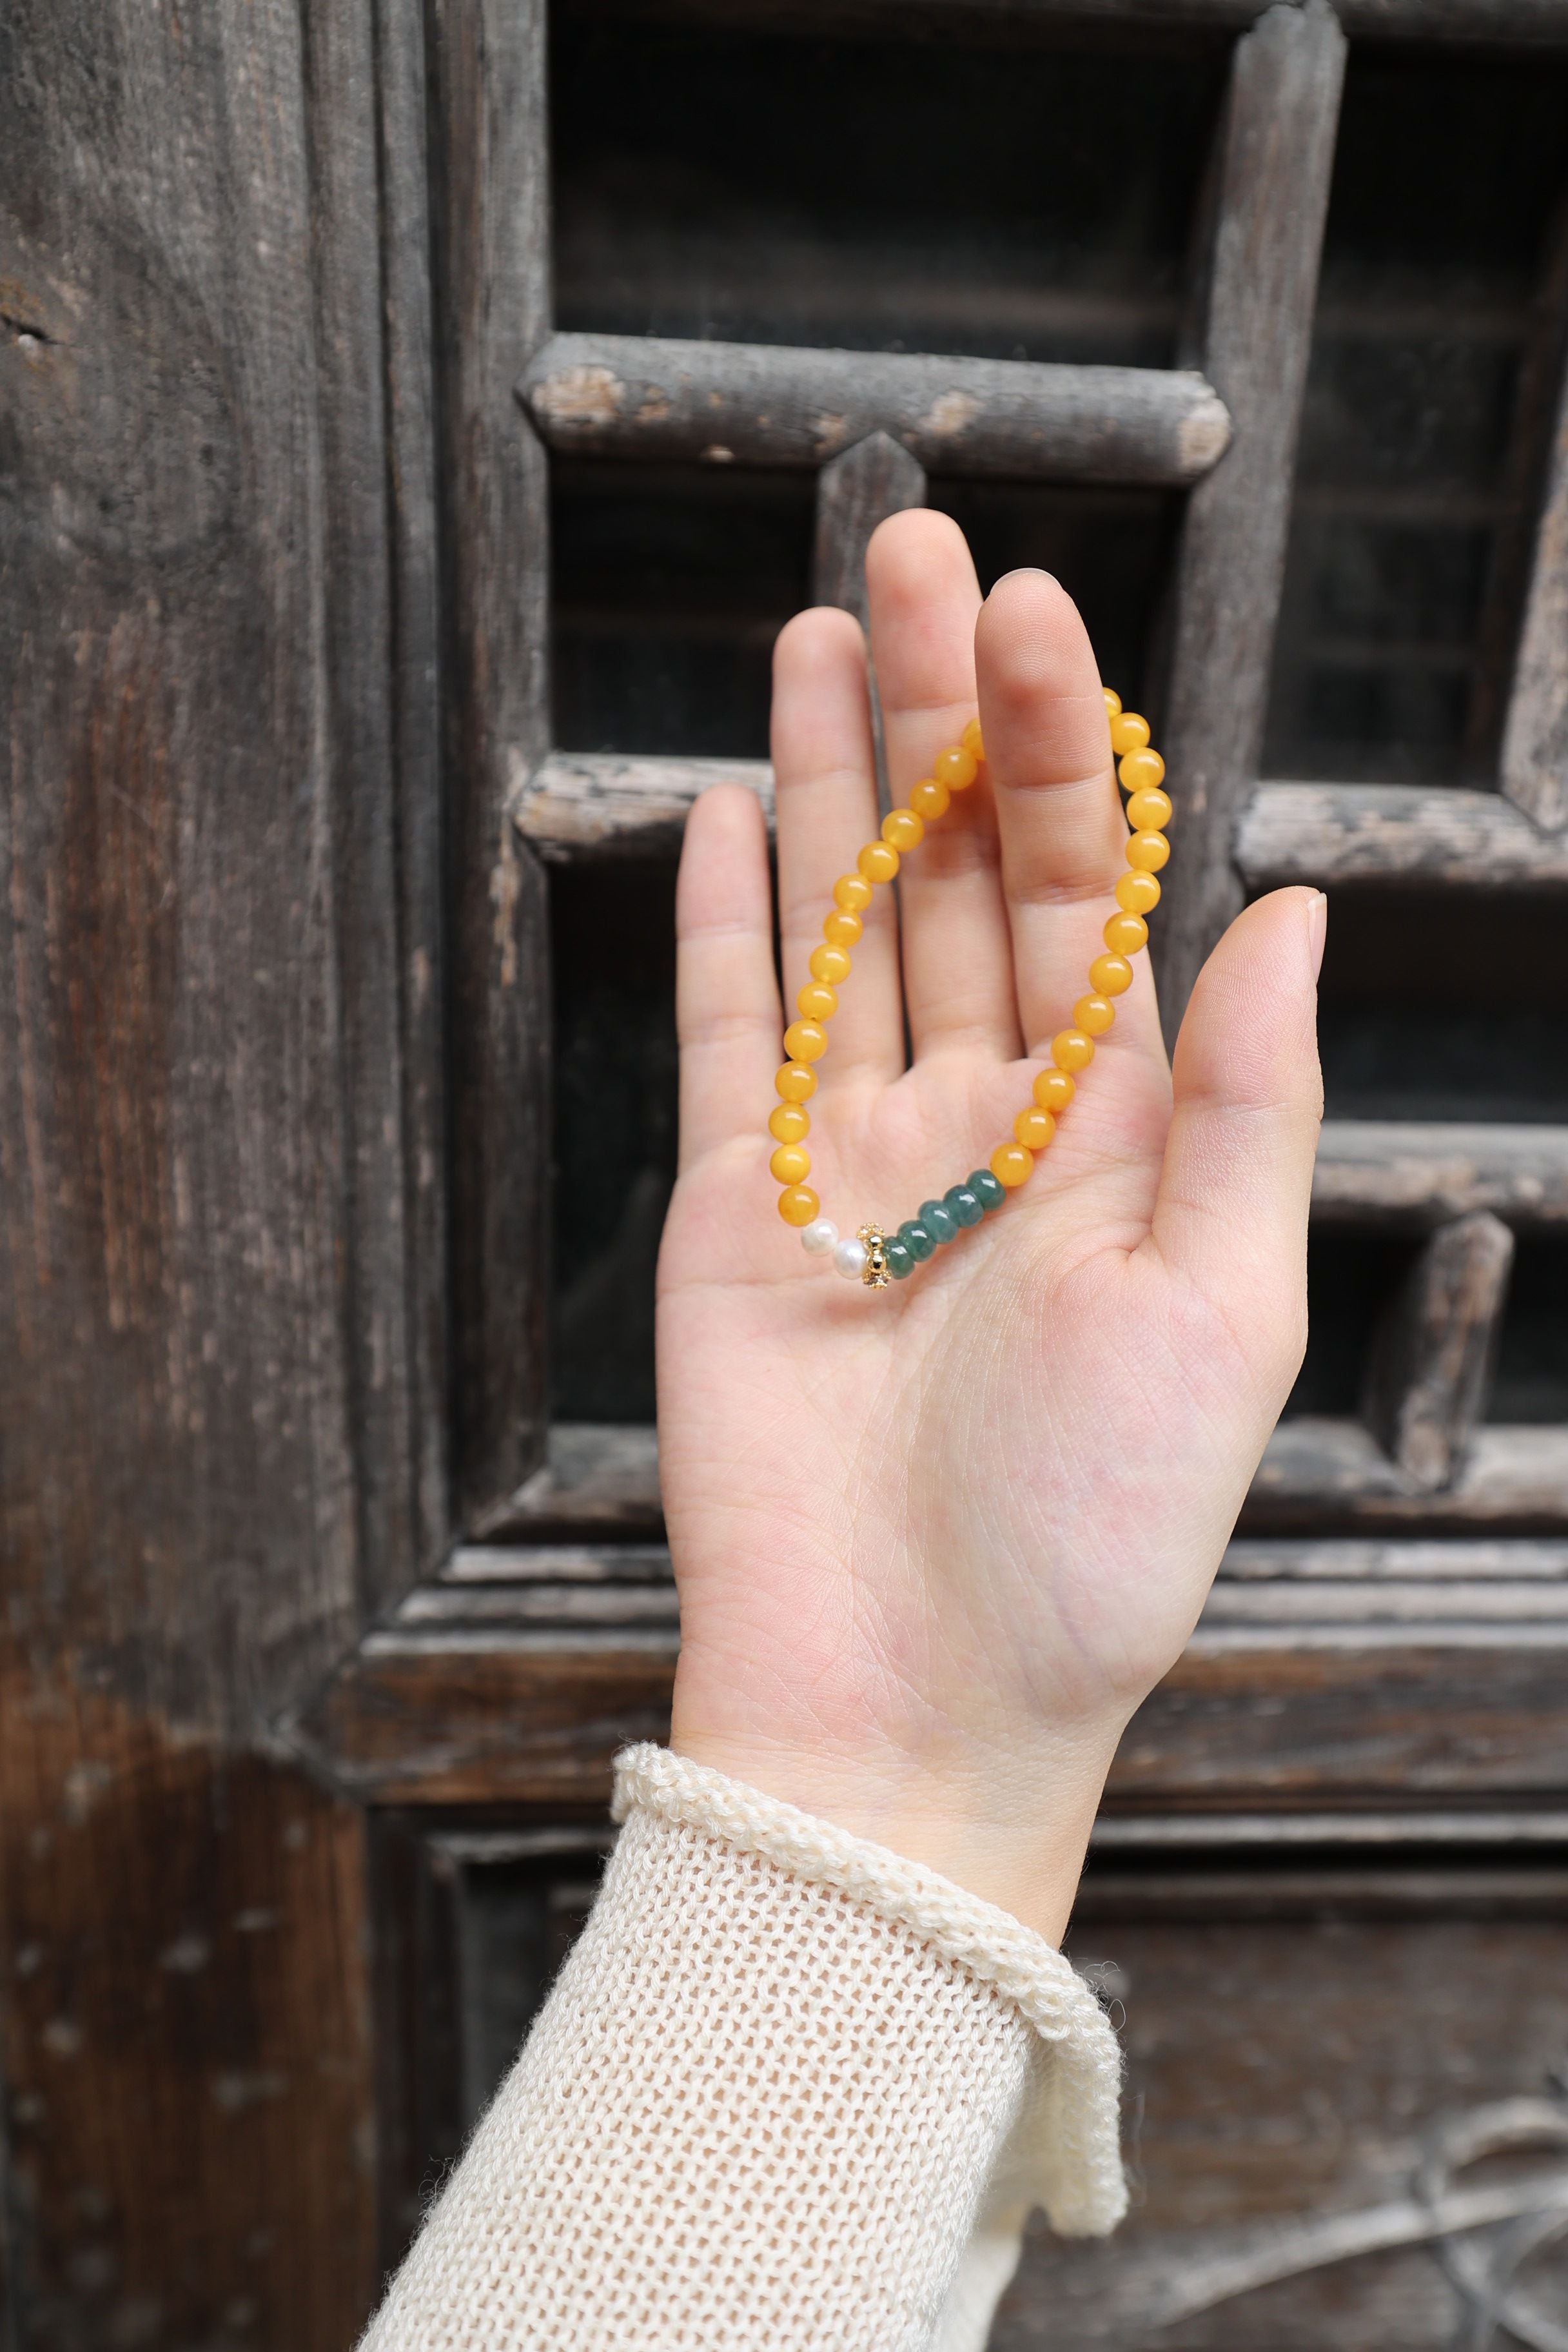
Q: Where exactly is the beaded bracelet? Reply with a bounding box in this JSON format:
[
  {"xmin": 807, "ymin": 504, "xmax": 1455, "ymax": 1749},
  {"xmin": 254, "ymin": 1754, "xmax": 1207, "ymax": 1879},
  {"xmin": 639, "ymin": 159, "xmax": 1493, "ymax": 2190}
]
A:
[{"xmin": 769, "ymin": 690, "xmax": 1170, "ymax": 1287}]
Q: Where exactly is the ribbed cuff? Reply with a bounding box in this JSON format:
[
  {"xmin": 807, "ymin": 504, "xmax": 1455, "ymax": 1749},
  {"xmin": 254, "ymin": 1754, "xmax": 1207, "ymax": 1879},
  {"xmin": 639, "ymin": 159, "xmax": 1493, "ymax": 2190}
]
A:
[{"xmin": 613, "ymin": 1743, "xmax": 1126, "ymax": 2241}]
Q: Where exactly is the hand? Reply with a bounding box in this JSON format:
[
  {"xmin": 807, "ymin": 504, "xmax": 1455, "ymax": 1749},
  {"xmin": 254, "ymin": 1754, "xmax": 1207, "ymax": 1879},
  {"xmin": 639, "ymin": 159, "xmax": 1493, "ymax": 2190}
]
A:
[{"xmin": 657, "ymin": 512, "xmax": 1324, "ymax": 1943}]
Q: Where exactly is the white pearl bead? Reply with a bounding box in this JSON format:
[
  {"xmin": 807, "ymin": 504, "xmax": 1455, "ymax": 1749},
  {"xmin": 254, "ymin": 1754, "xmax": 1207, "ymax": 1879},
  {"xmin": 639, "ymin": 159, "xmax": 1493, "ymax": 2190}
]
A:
[
  {"xmin": 832, "ymin": 1237, "xmax": 867, "ymax": 1280},
  {"xmin": 800, "ymin": 1217, "xmax": 838, "ymax": 1257}
]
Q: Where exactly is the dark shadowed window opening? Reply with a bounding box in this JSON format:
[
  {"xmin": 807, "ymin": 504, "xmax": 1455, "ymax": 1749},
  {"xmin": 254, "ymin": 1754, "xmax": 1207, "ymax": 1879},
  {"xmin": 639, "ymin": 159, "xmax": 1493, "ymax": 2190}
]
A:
[{"xmin": 1264, "ymin": 50, "xmax": 1568, "ymax": 786}]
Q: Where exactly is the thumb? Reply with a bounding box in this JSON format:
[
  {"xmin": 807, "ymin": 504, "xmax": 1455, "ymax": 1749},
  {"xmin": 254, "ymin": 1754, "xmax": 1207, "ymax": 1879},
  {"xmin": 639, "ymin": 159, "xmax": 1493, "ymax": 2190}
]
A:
[{"xmin": 1150, "ymin": 888, "xmax": 1325, "ymax": 1364}]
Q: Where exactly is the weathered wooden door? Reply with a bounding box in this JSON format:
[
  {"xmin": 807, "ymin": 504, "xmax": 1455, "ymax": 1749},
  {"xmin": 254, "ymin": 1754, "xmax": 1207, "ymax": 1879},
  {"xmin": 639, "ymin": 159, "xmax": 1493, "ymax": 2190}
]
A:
[{"xmin": 5, "ymin": 1, "xmax": 1568, "ymax": 2346}]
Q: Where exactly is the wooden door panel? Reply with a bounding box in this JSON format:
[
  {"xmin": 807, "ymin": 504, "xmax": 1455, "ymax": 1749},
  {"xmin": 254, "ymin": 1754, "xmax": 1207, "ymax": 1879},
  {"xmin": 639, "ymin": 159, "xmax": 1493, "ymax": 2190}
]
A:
[{"xmin": 1001, "ymin": 1882, "xmax": 1568, "ymax": 2347}]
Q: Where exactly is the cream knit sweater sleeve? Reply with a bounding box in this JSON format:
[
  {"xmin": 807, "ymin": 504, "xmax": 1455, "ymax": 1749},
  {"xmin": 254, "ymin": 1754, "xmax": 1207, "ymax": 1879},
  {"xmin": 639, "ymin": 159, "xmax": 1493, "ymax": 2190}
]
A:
[{"xmin": 359, "ymin": 1745, "xmax": 1125, "ymax": 2352}]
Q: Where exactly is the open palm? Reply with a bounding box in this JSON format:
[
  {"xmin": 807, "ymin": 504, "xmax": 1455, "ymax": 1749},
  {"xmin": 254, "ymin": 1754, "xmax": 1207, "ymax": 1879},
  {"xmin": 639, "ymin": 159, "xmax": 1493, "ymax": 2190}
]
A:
[{"xmin": 657, "ymin": 513, "xmax": 1323, "ymax": 1938}]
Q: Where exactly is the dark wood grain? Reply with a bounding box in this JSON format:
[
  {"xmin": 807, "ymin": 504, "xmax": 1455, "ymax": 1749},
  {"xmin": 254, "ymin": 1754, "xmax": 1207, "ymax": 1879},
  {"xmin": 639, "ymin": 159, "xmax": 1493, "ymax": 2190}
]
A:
[
  {"xmin": 1157, "ymin": 0, "xmax": 1346, "ymax": 1032},
  {"xmin": 0, "ymin": 0, "xmax": 453, "ymax": 2329},
  {"xmin": 1364, "ymin": 1212, "xmax": 1516, "ymax": 1491},
  {"xmin": 290, "ymin": 1634, "xmax": 677, "ymax": 1805},
  {"xmin": 373, "ymin": 0, "xmax": 455, "ymax": 1582},
  {"xmin": 291, "ymin": 1545, "xmax": 1568, "ymax": 1809},
  {"xmin": 427, "ymin": 0, "xmax": 553, "ymax": 1524},
  {"xmin": 520, "ymin": 331, "xmax": 1232, "ymax": 483},
  {"xmin": 812, "ymin": 432, "xmax": 928, "ymax": 625},
  {"xmin": 306, "ymin": 0, "xmax": 451, "ymax": 1614},
  {"xmin": 0, "ymin": 1666, "xmax": 375, "ymax": 2350}
]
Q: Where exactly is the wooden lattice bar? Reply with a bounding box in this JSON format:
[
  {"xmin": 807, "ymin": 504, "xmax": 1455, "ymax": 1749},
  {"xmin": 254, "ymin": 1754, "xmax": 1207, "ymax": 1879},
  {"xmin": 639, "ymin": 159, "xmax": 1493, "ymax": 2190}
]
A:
[
  {"xmin": 1153, "ymin": 0, "xmax": 1347, "ymax": 1025},
  {"xmin": 514, "ymin": 754, "xmax": 1568, "ymax": 884},
  {"xmin": 518, "ymin": 330, "xmax": 1233, "ymax": 484}
]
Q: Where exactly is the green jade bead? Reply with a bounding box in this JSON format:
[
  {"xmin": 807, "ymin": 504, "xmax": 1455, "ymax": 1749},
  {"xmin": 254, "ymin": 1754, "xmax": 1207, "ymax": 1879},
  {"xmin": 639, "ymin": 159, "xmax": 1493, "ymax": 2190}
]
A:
[
  {"xmin": 919, "ymin": 1198, "xmax": 959, "ymax": 1246},
  {"xmin": 968, "ymin": 1168, "xmax": 1006, "ymax": 1212},
  {"xmin": 945, "ymin": 1184, "xmax": 984, "ymax": 1229},
  {"xmin": 885, "ymin": 1235, "xmax": 916, "ymax": 1280},
  {"xmin": 899, "ymin": 1219, "xmax": 936, "ymax": 1262}
]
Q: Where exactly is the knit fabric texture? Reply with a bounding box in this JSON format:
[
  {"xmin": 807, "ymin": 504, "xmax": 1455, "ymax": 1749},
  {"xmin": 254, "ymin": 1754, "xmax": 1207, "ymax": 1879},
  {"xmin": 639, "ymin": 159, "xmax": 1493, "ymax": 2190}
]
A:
[{"xmin": 359, "ymin": 1744, "xmax": 1125, "ymax": 2352}]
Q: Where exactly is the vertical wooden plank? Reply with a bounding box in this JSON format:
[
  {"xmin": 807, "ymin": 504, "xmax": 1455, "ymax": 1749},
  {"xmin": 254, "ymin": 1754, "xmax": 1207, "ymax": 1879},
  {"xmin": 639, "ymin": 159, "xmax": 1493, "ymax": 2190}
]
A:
[
  {"xmin": 1364, "ymin": 1211, "xmax": 1516, "ymax": 1493},
  {"xmin": 373, "ymin": 0, "xmax": 455, "ymax": 1576},
  {"xmin": 427, "ymin": 0, "xmax": 554, "ymax": 1526},
  {"xmin": 0, "ymin": 0, "xmax": 406, "ymax": 2334},
  {"xmin": 305, "ymin": 0, "xmax": 450, "ymax": 1612},
  {"xmin": 0, "ymin": 1689, "xmax": 374, "ymax": 2352},
  {"xmin": 1501, "ymin": 331, "xmax": 1568, "ymax": 833},
  {"xmin": 1157, "ymin": 0, "xmax": 1346, "ymax": 1032},
  {"xmin": 812, "ymin": 431, "xmax": 928, "ymax": 627}
]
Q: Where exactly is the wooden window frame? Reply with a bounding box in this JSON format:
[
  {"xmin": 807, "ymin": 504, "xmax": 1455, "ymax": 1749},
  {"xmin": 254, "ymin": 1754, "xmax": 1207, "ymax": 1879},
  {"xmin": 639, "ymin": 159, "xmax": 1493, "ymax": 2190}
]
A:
[{"xmin": 291, "ymin": 0, "xmax": 1568, "ymax": 1838}]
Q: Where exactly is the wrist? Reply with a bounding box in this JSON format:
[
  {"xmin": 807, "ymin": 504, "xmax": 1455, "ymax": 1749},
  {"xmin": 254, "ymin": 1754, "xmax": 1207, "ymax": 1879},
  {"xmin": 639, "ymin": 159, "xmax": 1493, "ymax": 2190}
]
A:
[{"xmin": 667, "ymin": 1699, "xmax": 1121, "ymax": 1946}]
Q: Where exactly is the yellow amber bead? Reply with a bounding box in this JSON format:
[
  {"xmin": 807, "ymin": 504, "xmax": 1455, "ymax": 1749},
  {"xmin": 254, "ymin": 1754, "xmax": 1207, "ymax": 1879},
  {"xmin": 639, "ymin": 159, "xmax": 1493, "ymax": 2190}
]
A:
[
  {"xmin": 1033, "ymin": 1066, "xmax": 1075, "ymax": 1114},
  {"xmin": 810, "ymin": 943, "xmax": 851, "ymax": 984},
  {"xmin": 883, "ymin": 807, "xmax": 924, "ymax": 852},
  {"xmin": 1102, "ymin": 687, "xmax": 1122, "ymax": 716},
  {"xmin": 796, "ymin": 981, "xmax": 838, "ymax": 1022},
  {"xmin": 1075, "ymin": 994, "xmax": 1115, "ymax": 1036},
  {"xmin": 934, "ymin": 745, "xmax": 978, "ymax": 791},
  {"xmin": 990, "ymin": 1141, "xmax": 1034, "ymax": 1188},
  {"xmin": 910, "ymin": 775, "xmax": 950, "ymax": 822},
  {"xmin": 1089, "ymin": 952, "xmax": 1133, "ymax": 996},
  {"xmin": 858, "ymin": 839, "xmax": 899, "ymax": 884},
  {"xmin": 776, "ymin": 1061, "xmax": 817, "ymax": 1102},
  {"xmin": 770, "ymin": 1142, "xmax": 811, "ymax": 1185},
  {"xmin": 769, "ymin": 1102, "xmax": 809, "ymax": 1144},
  {"xmin": 1118, "ymin": 747, "xmax": 1165, "ymax": 793},
  {"xmin": 1053, "ymin": 1028, "xmax": 1095, "ymax": 1073},
  {"xmin": 1110, "ymin": 712, "xmax": 1150, "ymax": 755},
  {"xmin": 783, "ymin": 1019, "xmax": 828, "ymax": 1063},
  {"xmin": 1015, "ymin": 1106, "xmax": 1055, "ymax": 1150},
  {"xmin": 823, "ymin": 908, "xmax": 862, "ymax": 948},
  {"xmin": 961, "ymin": 718, "xmax": 985, "ymax": 759},
  {"xmin": 1126, "ymin": 830, "xmax": 1170, "ymax": 873},
  {"xmin": 1126, "ymin": 787, "xmax": 1172, "ymax": 832},
  {"xmin": 1116, "ymin": 870, "xmax": 1161, "ymax": 915},
  {"xmin": 1104, "ymin": 911, "xmax": 1148, "ymax": 956},
  {"xmin": 834, "ymin": 872, "xmax": 874, "ymax": 913},
  {"xmin": 778, "ymin": 1184, "xmax": 819, "ymax": 1227}
]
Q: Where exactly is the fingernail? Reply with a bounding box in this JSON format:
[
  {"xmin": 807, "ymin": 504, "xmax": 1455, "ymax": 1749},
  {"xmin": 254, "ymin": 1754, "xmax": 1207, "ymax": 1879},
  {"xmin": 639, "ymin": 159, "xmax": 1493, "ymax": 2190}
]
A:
[{"xmin": 1306, "ymin": 890, "xmax": 1328, "ymax": 981}]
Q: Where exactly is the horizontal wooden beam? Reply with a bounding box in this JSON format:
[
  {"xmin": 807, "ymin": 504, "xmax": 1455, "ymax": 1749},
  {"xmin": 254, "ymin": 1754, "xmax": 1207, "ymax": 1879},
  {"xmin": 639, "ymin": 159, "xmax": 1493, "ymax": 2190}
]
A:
[
  {"xmin": 1311, "ymin": 1122, "xmax": 1568, "ymax": 1228},
  {"xmin": 448, "ymin": 1534, "xmax": 1568, "ymax": 1589},
  {"xmin": 518, "ymin": 331, "xmax": 1231, "ymax": 484},
  {"xmin": 287, "ymin": 1551, "xmax": 1568, "ymax": 1808},
  {"xmin": 514, "ymin": 758, "xmax": 1568, "ymax": 889},
  {"xmin": 511, "ymin": 753, "xmax": 769, "ymax": 860},
  {"xmin": 467, "ymin": 1420, "xmax": 662, "ymax": 1541},
  {"xmin": 473, "ymin": 1411, "xmax": 1568, "ymax": 1546},
  {"xmin": 1248, "ymin": 1419, "xmax": 1568, "ymax": 1530},
  {"xmin": 1235, "ymin": 781, "xmax": 1568, "ymax": 887}
]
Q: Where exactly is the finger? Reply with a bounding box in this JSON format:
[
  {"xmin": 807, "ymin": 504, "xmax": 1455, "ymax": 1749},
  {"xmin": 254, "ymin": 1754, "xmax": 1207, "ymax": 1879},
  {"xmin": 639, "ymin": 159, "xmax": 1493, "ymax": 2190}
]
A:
[
  {"xmin": 772, "ymin": 605, "xmax": 904, "ymax": 1086},
  {"xmin": 867, "ymin": 510, "xmax": 1019, "ymax": 1061},
  {"xmin": 1149, "ymin": 888, "xmax": 1326, "ymax": 1382},
  {"xmin": 674, "ymin": 783, "xmax": 781, "ymax": 1171},
  {"xmin": 975, "ymin": 569, "xmax": 1166, "ymax": 1069}
]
